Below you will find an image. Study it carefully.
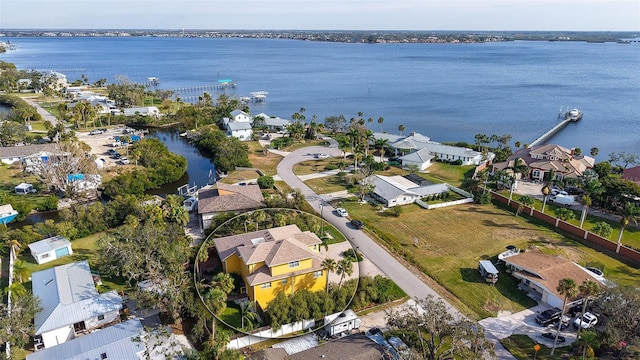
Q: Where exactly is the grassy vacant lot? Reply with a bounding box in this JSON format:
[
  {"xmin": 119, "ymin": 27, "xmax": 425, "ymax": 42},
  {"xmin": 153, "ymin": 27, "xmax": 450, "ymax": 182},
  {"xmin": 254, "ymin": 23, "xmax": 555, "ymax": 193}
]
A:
[
  {"xmin": 342, "ymin": 199, "xmax": 639, "ymax": 320},
  {"xmin": 304, "ymin": 176, "xmax": 349, "ymax": 194},
  {"xmin": 293, "ymin": 158, "xmax": 343, "ymax": 176},
  {"xmin": 246, "ymin": 141, "xmax": 282, "ymax": 176},
  {"xmin": 19, "ymin": 231, "xmax": 127, "ymax": 294},
  {"xmin": 221, "ymin": 170, "xmax": 261, "ymax": 185},
  {"xmin": 419, "ymin": 162, "xmax": 476, "ymax": 187},
  {"xmin": 500, "ymin": 334, "xmax": 564, "ymax": 360}
]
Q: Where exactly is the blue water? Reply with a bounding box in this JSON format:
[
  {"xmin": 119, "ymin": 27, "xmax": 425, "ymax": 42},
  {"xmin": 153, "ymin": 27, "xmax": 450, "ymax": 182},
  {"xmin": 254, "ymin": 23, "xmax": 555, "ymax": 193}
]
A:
[{"xmin": 1, "ymin": 37, "xmax": 638, "ymax": 158}]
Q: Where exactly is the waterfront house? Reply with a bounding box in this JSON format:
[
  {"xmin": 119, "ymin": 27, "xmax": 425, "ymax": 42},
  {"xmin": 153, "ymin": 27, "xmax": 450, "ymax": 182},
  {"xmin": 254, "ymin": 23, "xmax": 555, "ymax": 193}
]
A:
[
  {"xmin": 252, "ymin": 112, "xmax": 291, "ymax": 131},
  {"xmin": 398, "ymin": 148, "xmax": 434, "ymax": 171},
  {"xmin": 367, "ymin": 174, "xmax": 449, "ymax": 207},
  {"xmin": 32, "ymin": 260, "xmax": 123, "ymax": 350},
  {"xmin": 212, "ymin": 224, "xmax": 327, "ymax": 311},
  {"xmin": 28, "ymin": 236, "xmax": 73, "ymax": 265},
  {"xmin": 501, "ymin": 251, "xmax": 604, "ymax": 309},
  {"xmin": 197, "ymin": 183, "xmax": 266, "ymax": 231},
  {"xmin": 122, "ymin": 106, "xmax": 160, "ymax": 117},
  {"xmin": 223, "ymin": 109, "xmax": 253, "ymax": 140},
  {"xmin": 492, "ymin": 144, "xmax": 595, "ymax": 181}
]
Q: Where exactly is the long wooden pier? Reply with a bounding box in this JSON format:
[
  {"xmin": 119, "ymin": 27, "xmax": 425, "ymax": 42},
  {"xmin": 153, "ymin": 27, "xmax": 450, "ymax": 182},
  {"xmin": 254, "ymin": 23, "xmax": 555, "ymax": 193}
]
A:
[{"xmin": 529, "ymin": 109, "xmax": 582, "ymax": 147}]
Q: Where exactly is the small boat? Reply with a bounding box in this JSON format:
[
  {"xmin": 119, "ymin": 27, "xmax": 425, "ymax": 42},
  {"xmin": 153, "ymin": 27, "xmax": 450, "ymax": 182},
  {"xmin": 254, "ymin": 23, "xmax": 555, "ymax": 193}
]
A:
[
  {"xmin": 0, "ymin": 204, "xmax": 19, "ymax": 225},
  {"xmin": 147, "ymin": 77, "xmax": 160, "ymax": 85},
  {"xmin": 565, "ymin": 108, "xmax": 582, "ymax": 122},
  {"xmin": 497, "ymin": 245, "xmax": 519, "ymax": 261},
  {"xmin": 183, "ymin": 196, "xmax": 198, "ymax": 212}
]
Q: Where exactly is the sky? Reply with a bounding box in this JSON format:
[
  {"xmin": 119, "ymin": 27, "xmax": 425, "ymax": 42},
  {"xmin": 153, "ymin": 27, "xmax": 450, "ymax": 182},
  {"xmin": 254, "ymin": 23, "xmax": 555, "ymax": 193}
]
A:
[{"xmin": 0, "ymin": 0, "xmax": 638, "ymax": 31}]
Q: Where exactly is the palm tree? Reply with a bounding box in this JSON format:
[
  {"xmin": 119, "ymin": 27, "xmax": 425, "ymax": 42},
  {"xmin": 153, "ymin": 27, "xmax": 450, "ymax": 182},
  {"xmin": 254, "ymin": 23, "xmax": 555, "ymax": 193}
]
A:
[
  {"xmin": 6, "ymin": 239, "xmax": 22, "ymax": 259},
  {"xmin": 398, "ymin": 124, "xmax": 406, "ymax": 136},
  {"xmin": 516, "ymin": 195, "xmax": 534, "ymax": 217},
  {"xmin": 367, "ymin": 117, "xmax": 374, "ymax": 129},
  {"xmin": 203, "ymin": 288, "xmax": 227, "ymax": 342},
  {"xmin": 336, "ymin": 258, "xmax": 353, "ymax": 287},
  {"xmin": 551, "ymin": 278, "xmax": 578, "ymax": 355},
  {"xmin": 576, "ymin": 279, "xmax": 600, "ymax": 341},
  {"xmin": 579, "ymin": 179, "xmax": 603, "ymax": 228},
  {"xmin": 615, "ymin": 202, "xmax": 640, "ymax": 253},
  {"xmin": 12, "ymin": 259, "xmax": 30, "ymax": 283},
  {"xmin": 240, "ymin": 301, "xmax": 258, "ymax": 330},
  {"xmin": 514, "ymin": 141, "xmax": 521, "ymax": 149},
  {"xmin": 590, "ymin": 147, "xmax": 599, "ymax": 157},
  {"xmin": 508, "ymin": 157, "xmax": 529, "ymax": 202},
  {"xmin": 377, "ymin": 117, "xmax": 384, "ymax": 132},
  {"xmin": 321, "ymin": 258, "xmax": 337, "ymax": 290},
  {"xmin": 374, "ymin": 138, "xmax": 390, "ymax": 162},
  {"xmin": 541, "ymin": 184, "xmax": 551, "ymax": 213}
]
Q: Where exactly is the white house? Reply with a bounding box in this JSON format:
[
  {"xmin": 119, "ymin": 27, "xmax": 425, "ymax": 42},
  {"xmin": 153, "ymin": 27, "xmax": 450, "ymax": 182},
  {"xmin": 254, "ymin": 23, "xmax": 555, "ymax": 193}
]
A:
[
  {"xmin": 32, "ymin": 261, "xmax": 123, "ymax": 350},
  {"xmin": 230, "ymin": 109, "xmax": 251, "ymax": 122},
  {"xmin": 502, "ymin": 251, "xmax": 605, "ymax": 309},
  {"xmin": 421, "ymin": 143, "xmax": 493, "ymax": 165},
  {"xmin": 122, "ymin": 106, "xmax": 160, "ymax": 117},
  {"xmin": 252, "ymin": 112, "xmax": 291, "ymax": 131},
  {"xmin": 399, "ymin": 148, "xmax": 434, "ymax": 171},
  {"xmin": 223, "ymin": 109, "xmax": 253, "ymax": 141},
  {"xmin": 0, "ymin": 143, "xmax": 59, "ymax": 165},
  {"xmin": 28, "ymin": 236, "xmax": 73, "ymax": 265},
  {"xmin": 368, "ymin": 175, "xmax": 449, "ymax": 207}
]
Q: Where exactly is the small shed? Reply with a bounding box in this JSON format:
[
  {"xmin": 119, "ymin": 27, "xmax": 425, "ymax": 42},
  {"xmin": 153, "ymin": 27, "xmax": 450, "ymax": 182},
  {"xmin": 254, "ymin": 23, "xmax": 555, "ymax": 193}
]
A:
[
  {"xmin": 15, "ymin": 183, "xmax": 34, "ymax": 195},
  {"xmin": 28, "ymin": 236, "xmax": 73, "ymax": 265}
]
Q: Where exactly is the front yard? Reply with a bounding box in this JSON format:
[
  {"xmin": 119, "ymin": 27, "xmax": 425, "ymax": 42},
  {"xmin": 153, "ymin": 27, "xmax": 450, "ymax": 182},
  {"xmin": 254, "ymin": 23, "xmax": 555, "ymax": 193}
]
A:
[{"xmin": 341, "ymin": 199, "xmax": 639, "ymax": 320}]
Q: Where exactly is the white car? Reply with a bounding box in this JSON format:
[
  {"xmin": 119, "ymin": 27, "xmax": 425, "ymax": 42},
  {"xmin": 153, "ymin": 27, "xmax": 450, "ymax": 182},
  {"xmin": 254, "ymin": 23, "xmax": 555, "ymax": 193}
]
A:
[
  {"xmin": 315, "ymin": 153, "xmax": 330, "ymax": 159},
  {"xmin": 119, "ymin": 157, "xmax": 130, "ymax": 165},
  {"xmin": 573, "ymin": 312, "xmax": 598, "ymax": 329},
  {"xmin": 335, "ymin": 208, "xmax": 349, "ymax": 217}
]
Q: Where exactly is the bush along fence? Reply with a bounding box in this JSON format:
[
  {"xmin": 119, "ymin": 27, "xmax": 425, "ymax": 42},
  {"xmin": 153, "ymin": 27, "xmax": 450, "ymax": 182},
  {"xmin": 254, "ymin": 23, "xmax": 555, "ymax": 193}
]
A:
[
  {"xmin": 416, "ymin": 184, "xmax": 474, "ymax": 210},
  {"xmin": 491, "ymin": 191, "xmax": 640, "ymax": 265}
]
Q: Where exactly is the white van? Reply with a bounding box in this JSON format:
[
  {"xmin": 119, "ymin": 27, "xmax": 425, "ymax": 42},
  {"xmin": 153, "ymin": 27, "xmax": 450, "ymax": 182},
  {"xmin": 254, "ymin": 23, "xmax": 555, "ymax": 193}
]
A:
[
  {"xmin": 478, "ymin": 260, "xmax": 499, "ymax": 284},
  {"xmin": 549, "ymin": 194, "xmax": 575, "ymax": 206}
]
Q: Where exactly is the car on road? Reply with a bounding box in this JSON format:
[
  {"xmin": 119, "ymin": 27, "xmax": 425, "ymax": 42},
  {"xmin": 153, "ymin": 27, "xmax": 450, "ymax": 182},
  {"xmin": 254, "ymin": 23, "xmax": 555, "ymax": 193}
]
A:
[
  {"xmin": 350, "ymin": 219, "xmax": 364, "ymax": 229},
  {"xmin": 573, "ymin": 312, "xmax": 598, "ymax": 329},
  {"xmin": 119, "ymin": 157, "xmax": 130, "ymax": 165},
  {"xmin": 551, "ymin": 188, "xmax": 568, "ymax": 196},
  {"xmin": 535, "ymin": 308, "xmax": 562, "ymax": 326},
  {"xmin": 315, "ymin": 153, "xmax": 330, "ymax": 159},
  {"xmin": 107, "ymin": 149, "xmax": 118, "ymax": 155},
  {"xmin": 335, "ymin": 208, "xmax": 349, "ymax": 217},
  {"xmin": 541, "ymin": 332, "xmax": 566, "ymax": 343},
  {"xmin": 89, "ymin": 129, "xmax": 103, "ymax": 135},
  {"xmin": 112, "ymin": 153, "xmax": 122, "ymax": 159}
]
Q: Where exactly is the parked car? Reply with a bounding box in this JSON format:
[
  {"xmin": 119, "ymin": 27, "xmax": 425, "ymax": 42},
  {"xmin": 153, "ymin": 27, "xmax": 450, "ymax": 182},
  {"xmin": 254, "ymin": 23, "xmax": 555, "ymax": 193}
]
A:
[
  {"xmin": 566, "ymin": 186, "xmax": 584, "ymax": 195},
  {"xmin": 350, "ymin": 219, "xmax": 364, "ymax": 229},
  {"xmin": 542, "ymin": 332, "xmax": 566, "ymax": 343},
  {"xmin": 551, "ymin": 188, "xmax": 568, "ymax": 196},
  {"xmin": 315, "ymin": 153, "xmax": 330, "ymax": 159},
  {"xmin": 119, "ymin": 157, "xmax": 130, "ymax": 165},
  {"xmin": 335, "ymin": 208, "xmax": 349, "ymax": 217},
  {"xmin": 107, "ymin": 149, "xmax": 117, "ymax": 155},
  {"xmin": 573, "ymin": 312, "xmax": 598, "ymax": 329},
  {"xmin": 112, "ymin": 153, "xmax": 122, "ymax": 159},
  {"xmin": 552, "ymin": 315, "xmax": 571, "ymax": 330},
  {"xmin": 535, "ymin": 308, "xmax": 562, "ymax": 326},
  {"xmin": 89, "ymin": 129, "xmax": 102, "ymax": 135}
]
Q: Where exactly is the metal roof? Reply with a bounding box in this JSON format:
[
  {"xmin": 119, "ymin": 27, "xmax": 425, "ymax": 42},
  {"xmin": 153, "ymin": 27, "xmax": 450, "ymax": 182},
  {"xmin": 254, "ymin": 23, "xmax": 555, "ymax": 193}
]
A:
[
  {"xmin": 27, "ymin": 235, "xmax": 71, "ymax": 255},
  {"xmin": 32, "ymin": 261, "xmax": 123, "ymax": 334},
  {"xmin": 26, "ymin": 319, "xmax": 145, "ymax": 360}
]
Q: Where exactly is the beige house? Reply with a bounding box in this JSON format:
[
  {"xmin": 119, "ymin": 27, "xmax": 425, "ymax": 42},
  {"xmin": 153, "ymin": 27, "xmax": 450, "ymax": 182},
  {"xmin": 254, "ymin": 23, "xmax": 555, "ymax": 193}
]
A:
[
  {"xmin": 493, "ymin": 144, "xmax": 595, "ymax": 181},
  {"xmin": 197, "ymin": 183, "xmax": 266, "ymax": 231}
]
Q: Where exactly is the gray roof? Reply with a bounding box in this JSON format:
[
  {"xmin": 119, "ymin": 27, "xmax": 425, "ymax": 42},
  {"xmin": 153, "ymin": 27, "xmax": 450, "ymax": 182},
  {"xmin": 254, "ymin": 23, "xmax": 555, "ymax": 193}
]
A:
[
  {"xmin": 28, "ymin": 235, "xmax": 71, "ymax": 255},
  {"xmin": 227, "ymin": 121, "xmax": 253, "ymax": 131},
  {"xmin": 231, "ymin": 109, "xmax": 250, "ymax": 118},
  {"xmin": 399, "ymin": 148, "xmax": 434, "ymax": 164},
  {"xmin": 32, "ymin": 261, "xmax": 123, "ymax": 335},
  {"xmin": 26, "ymin": 319, "xmax": 145, "ymax": 360},
  {"xmin": 421, "ymin": 143, "xmax": 484, "ymax": 158},
  {"xmin": 253, "ymin": 113, "xmax": 291, "ymax": 127},
  {"xmin": 372, "ymin": 132, "xmax": 404, "ymax": 143},
  {"xmin": 369, "ymin": 175, "xmax": 418, "ymax": 201},
  {"xmin": 0, "ymin": 143, "xmax": 59, "ymax": 160}
]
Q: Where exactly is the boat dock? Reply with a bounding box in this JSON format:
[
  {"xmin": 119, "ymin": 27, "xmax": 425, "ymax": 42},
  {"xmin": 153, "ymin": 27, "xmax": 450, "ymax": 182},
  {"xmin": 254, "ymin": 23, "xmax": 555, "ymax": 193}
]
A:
[{"xmin": 529, "ymin": 108, "xmax": 582, "ymax": 147}]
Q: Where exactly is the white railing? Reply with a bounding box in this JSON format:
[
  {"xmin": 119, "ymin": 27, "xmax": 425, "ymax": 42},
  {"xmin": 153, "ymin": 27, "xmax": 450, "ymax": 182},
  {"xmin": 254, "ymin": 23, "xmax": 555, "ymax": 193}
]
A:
[{"xmin": 226, "ymin": 319, "xmax": 316, "ymax": 350}]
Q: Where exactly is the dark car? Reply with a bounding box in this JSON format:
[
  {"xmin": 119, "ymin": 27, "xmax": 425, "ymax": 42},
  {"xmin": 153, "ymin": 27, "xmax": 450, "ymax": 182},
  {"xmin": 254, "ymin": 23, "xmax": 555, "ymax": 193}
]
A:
[
  {"xmin": 107, "ymin": 149, "xmax": 117, "ymax": 155},
  {"xmin": 350, "ymin": 219, "xmax": 364, "ymax": 229},
  {"xmin": 112, "ymin": 153, "xmax": 122, "ymax": 159},
  {"xmin": 535, "ymin": 308, "xmax": 562, "ymax": 326},
  {"xmin": 541, "ymin": 332, "xmax": 565, "ymax": 343}
]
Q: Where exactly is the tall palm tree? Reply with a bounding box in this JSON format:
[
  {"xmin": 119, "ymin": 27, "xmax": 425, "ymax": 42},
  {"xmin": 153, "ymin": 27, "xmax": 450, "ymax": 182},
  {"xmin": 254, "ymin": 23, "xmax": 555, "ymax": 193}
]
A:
[
  {"xmin": 551, "ymin": 278, "xmax": 579, "ymax": 355},
  {"xmin": 203, "ymin": 287, "xmax": 227, "ymax": 342},
  {"xmin": 367, "ymin": 117, "xmax": 374, "ymax": 129},
  {"xmin": 374, "ymin": 138, "xmax": 390, "ymax": 162},
  {"xmin": 398, "ymin": 124, "xmax": 406, "ymax": 136},
  {"xmin": 12, "ymin": 259, "xmax": 30, "ymax": 283},
  {"xmin": 321, "ymin": 258, "xmax": 337, "ymax": 290},
  {"xmin": 615, "ymin": 202, "xmax": 639, "ymax": 253},
  {"xmin": 516, "ymin": 195, "xmax": 534, "ymax": 217},
  {"xmin": 240, "ymin": 301, "xmax": 258, "ymax": 330},
  {"xmin": 576, "ymin": 279, "xmax": 600, "ymax": 341},
  {"xmin": 590, "ymin": 147, "xmax": 599, "ymax": 157},
  {"xmin": 377, "ymin": 117, "xmax": 384, "ymax": 132},
  {"xmin": 541, "ymin": 184, "xmax": 551, "ymax": 213},
  {"xmin": 508, "ymin": 157, "xmax": 529, "ymax": 201},
  {"xmin": 336, "ymin": 258, "xmax": 353, "ymax": 287},
  {"xmin": 579, "ymin": 179, "xmax": 603, "ymax": 228}
]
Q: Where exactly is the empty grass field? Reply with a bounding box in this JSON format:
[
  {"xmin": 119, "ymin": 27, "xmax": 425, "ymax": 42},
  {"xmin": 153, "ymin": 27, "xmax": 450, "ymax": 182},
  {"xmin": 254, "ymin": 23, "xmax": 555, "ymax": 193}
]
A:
[{"xmin": 342, "ymin": 199, "xmax": 639, "ymax": 320}]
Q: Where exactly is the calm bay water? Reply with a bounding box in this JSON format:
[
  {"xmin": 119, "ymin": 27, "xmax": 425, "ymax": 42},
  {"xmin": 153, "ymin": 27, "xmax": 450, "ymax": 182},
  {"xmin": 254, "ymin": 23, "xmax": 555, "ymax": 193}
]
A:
[{"xmin": 1, "ymin": 37, "xmax": 638, "ymax": 158}]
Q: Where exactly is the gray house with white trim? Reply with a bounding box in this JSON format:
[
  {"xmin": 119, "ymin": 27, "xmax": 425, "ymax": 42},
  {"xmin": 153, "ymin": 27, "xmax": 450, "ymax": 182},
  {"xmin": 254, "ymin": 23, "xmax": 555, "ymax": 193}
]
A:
[
  {"xmin": 32, "ymin": 261, "xmax": 123, "ymax": 350},
  {"xmin": 368, "ymin": 175, "xmax": 449, "ymax": 207}
]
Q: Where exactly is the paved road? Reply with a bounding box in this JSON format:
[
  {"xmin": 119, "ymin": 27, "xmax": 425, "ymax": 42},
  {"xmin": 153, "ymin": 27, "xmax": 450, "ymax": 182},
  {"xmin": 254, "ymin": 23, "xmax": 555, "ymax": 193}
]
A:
[
  {"xmin": 22, "ymin": 97, "xmax": 60, "ymax": 126},
  {"xmin": 275, "ymin": 138, "xmax": 515, "ymax": 359}
]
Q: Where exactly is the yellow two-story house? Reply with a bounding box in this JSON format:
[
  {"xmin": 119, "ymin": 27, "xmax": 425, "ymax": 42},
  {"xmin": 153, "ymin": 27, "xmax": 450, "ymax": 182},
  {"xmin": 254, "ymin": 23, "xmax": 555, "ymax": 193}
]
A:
[{"xmin": 213, "ymin": 225, "xmax": 327, "ymax": 311}]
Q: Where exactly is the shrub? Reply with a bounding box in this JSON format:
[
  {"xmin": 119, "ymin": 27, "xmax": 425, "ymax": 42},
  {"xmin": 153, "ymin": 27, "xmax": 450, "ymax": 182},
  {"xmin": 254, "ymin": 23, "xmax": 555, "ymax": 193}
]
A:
[
  {"xmin": 40, "ymin": 195, "xmax": 59, "ymax": 211},
  {"xmin": 591, "ymin": 222, "xmax": 613, "ymax": 238},
  {"xmin": 257, "ymin": 175, "xmax": 274, "ymax": 189},
  {"xmin": 325, "ymin": 164, "xmax": 338, "ymax": 171},
  {"xmin": 389, "ymin": 206, "xmax": 403, "ymax": 217},
  {"xmin": 451, "ymin": 159, "xmax": 463, "ymax": 165}
]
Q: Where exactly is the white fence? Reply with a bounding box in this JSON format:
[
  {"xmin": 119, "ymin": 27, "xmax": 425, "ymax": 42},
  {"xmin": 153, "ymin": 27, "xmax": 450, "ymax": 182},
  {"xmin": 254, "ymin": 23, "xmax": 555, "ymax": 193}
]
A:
[
  {"xmin": 416, "ymin": 184, "xmax": 474, "ymax": 210},
  {"xmin": 226, "ymin": 319, "xmax": 316, "ymax": 350}
]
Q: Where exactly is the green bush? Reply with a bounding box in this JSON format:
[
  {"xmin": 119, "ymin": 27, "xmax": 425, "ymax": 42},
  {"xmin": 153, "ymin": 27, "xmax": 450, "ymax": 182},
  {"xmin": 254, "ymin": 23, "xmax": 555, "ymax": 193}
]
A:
[
  {"xmin": 325, "ymin": 164, "xmax": 338, "ymax": 171},
  {"xmin": 257, "ymin": 175, "xmax": 275, "ymax": 189},
  {"xmin": 40, "ymin": 195, "xmax": 59, "ymax": 211}
]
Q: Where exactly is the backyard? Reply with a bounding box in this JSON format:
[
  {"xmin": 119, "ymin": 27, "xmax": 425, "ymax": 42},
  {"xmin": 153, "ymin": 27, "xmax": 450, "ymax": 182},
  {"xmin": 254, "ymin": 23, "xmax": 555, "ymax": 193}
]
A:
[{"xmin": 340, "ymin": 199, "xmax": 640, "ymax": 320}]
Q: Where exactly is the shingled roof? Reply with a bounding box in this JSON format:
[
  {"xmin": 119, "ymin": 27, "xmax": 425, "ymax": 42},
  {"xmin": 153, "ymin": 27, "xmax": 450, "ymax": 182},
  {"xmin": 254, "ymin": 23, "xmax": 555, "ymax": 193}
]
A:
[{"xmin": 198, "ymin": 183, "xmax": 265, "ymax": 214}]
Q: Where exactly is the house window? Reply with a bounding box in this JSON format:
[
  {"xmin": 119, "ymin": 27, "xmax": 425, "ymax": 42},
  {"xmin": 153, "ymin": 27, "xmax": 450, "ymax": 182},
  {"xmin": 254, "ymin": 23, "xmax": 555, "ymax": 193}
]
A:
[
  {"xmin": 532, "ymin": 169, "xmax": 540, "ymax": 178},
  {"xmin": 98, "ymin": 314, "xmax": 105, "ymax": 321},
  {"xmin": 313, "ymin": 245, "xmax": 317, "ymax": 250},
  {"xmin": 260, "ymin": 283, "xmax": 272, "ymax": 289},
  {"xmin": 73, "ymin": 321, "xmax": 86, "ymax": 333},
  {"xmin": 288, "ymin": 260, "xmax": 300, "ymax": 268},
  {"xmin": 41, "ymin": 253, "xmax": 50, "ymax": 259},
  {"xmin": 281, "ymin": 278, "xmax": 287, "ymax": 284},
  {"xmin": 313, "ymin": 271, "xmax": 323, "ymax": 278},
  {"xmin": 101, "ymin": 353, "xmax": 108, "ymax": 360}
]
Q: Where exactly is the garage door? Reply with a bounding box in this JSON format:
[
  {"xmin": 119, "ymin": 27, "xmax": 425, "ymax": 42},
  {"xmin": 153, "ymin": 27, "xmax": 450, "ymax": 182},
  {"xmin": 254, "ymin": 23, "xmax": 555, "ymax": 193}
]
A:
[{"xmin": 55, "ymin": 247, "xmax": 70, "ymax": 258}]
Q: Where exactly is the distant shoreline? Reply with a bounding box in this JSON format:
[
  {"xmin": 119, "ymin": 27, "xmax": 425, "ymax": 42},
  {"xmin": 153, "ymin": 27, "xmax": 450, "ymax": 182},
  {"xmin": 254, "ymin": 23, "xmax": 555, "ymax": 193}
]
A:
[{"xmin": 0, "ymin": 29, "xmax": 638, "ymax": 44}]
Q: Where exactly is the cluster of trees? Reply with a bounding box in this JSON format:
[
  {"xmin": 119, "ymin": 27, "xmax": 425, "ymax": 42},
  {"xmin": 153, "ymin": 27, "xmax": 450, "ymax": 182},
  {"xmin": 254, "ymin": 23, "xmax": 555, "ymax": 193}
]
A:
[
  {"xmin": 102, "ymin": 138, "xmax": 187, "ymax": 198},
  {"xmin": 192, "ymin": 126, "xmax": 251, "ymax": 173},
  {"xmin": 0, "ymin": 61, "xmax": 62, "ymax": 96}
]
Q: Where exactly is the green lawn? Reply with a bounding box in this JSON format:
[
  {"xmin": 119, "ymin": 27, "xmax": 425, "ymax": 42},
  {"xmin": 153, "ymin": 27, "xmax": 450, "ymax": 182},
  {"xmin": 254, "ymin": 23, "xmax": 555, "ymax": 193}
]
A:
[
  {"xmin": 219, "ymin": 301, "xmax": 242, "ymax": 328},
  {"xmin": 342, "ymin": 199, "xmax": 639, "ymax": 320},
  {"xmin": 293, "ymin": 158, "xmax": 343, "ymax": 176},
  {"xmin": 19, "ymin": 231, "xmax": 128, "ymax": 294},
  {"xmin": 0, "ymin": 165, "xmax": 57, "ymax": 212},
  {"xmin": 500, "ymin": 334, "xmax": 566, "ymax": 360},
  {"xmin": 420, "ymin": 162, "xmax": 475, "ymax": 187},
  {"xmin": 304, "ymin": 176, "xmax": 349, "ymax": 194}
]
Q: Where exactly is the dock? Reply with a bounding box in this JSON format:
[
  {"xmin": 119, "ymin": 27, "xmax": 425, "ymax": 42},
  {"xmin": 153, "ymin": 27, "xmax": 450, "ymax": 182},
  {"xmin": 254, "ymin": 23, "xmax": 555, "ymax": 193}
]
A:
[{"xmin": 529, "ymin": 108, "xmax": 582, "ymax": 147}]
